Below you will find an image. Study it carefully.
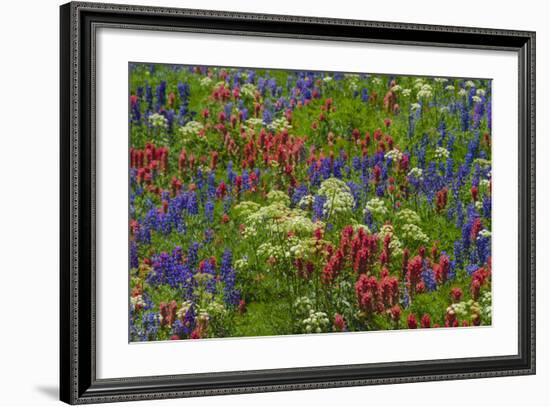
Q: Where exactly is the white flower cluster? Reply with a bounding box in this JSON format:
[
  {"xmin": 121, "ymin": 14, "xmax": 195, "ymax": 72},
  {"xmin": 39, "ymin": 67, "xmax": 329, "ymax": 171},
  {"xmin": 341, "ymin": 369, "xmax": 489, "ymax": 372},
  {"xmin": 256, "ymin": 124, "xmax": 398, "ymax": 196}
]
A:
[
  {"xmin": 371, "ymin": 77, "xmax": 383, "ymax": 85},
  {"xmin": 302, "ymin": 310, "xmax": 330, "ymax": 334},
  {"xmin": 318, "ymin": 178, "xmax": 355, "ymax": 218},
  {"xmin": 233, "ymin": 201, "xmax": 261, "ymax": 220},
  {"xmin": 295, "ymin": 296, "xmax": 314, "ymax": 315},
  {"xmin": 445, "ymin": 85, "xmax": 455, "ymax": 91},
  {"xmin": 476, "ymin": 88, "xmax": 486, "ymax": 96},
  {"xmin": 245, "ymin": 117, "xmax": 264, "ymax": 130},
  {"xmin": 390, "ymin": 84, "xmax": 402, "ymax": 93},
  {"xmin": 434, "ymin": 78, "xmax": 449, "ymax": 83},
  {"xmin": 408, "ymin": 167, "xmax": 423, "ymax": 178},
  {"xmin": 179, "ymin": 120, "xmax": 204, "ymax": 138},
  {"xmin": 243, "ymin": 201, "xmax": 323, "ymax": 239},
  {"xmin": 297, "ymin": 194, "xmax": 314, "ymax": 209},
  {"xmin": 479, "ymin": 179, "xmax": 491, "ymax": 189},
  {"xmin": 267, "ymin": 116, "xmax": 292, "ymax": 132},
  {"xmin": 130, "ymin": 294, "xmax": 145, "ymax": 311},
  {"xmin": 234, "ymin": 257, "xmax": 249, "ymax": 273},
  {"xmin": 384, "ymin": 149, "xmax": 403, "ymax": 162},
  {"xmin": 479, "ymin": 291, "xmax": 492, "ymax": 320},
  {"xmin": 364, "ymin": 197, "xmax": 388, "ymax": 217},
  {"xmin": 379, "ymin": 224, "xmax": 403, "ymax": 256},
  {"xmin": 199, "ymin": 76, "xmax": 213, "ymax": 87},
  {"xmin": 458, "ymin": 88, "xmax": 468, "ymax": 97},
  {"xmin": 478, "ymin": 229, "xmax": 492, "ymax": 239},
  {"xmin": 256, "ymin": 242, "xmax": 289, "ymax": 262},
  {"xmin": 401, "ymin": 88, "xmax": 412, "ymax": 97},
  {"xmin": 473, "ymin": 158, "xmax": 491, "ymax": 168},
  {"xmin": 401, "ymin": 223, "xmax": 429, "ymax": 243},
  {"xmin": 396, "ymin": 208, "xmax": 421, "ymax": 225},
  {"xmin": 465, "ymin": 80, "xmax": 476, "ymax": 88},
  {"xmin": 448, "ymin": 298, "xmax": 488, "ymax": 323},
  {"xmin": 322, "ymin": 76, "xmax": 333, "ymax": 83},
  {"xmin": 346, "ymin": 75, "xmax": 360, "ymax": 92},
  {"xmin": 267, "ymin": 190, "xmax": 291, "ymax": 206},
  {"xmin": 240, "ymin": 83, "xmax": 257, "ymax": 99},
  {"xmin": 205, "ymin": 300, "xmax": 227, "ymax": 318},
  {"xmin": 416, "ymin": 84, "xmax": 433, "ymax": 101},
  {"xmin": 434, "ymin": 146, "xmax": 450, "ymax": 160},
  {"xmin": 148, "ymin": 113, "xmax": 168, "ymax": 129},
  {"xmin": 411, "ymin": 103, "xmax": 422, "ymax": 112},
  {"xmin": 472, "ymin": 95, "xmax": 483, "ymax": 103}
]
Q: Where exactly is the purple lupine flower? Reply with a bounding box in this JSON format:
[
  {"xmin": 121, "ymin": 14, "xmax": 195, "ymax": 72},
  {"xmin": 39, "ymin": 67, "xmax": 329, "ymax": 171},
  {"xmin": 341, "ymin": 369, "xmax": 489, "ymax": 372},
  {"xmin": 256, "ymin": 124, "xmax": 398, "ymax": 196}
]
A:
[
  {"xmin": 482, "ymin": 195, "xmax": 491, "ymax": 219},
  {"xmin": 476, "ymin": 235, "xmax": 491, "ymax": 265},
  {"xmin": 312, "ymin": 195, "xmax": 327, "ymax": 221},
  {"xmin": 459, "ymin": 102, "xmax": 469, "ymax": 132},
  {"xmin": 186, "ymin": 191, "xmax": 199, "ymax": 216},
  {"xmin": 308, "ymin": 162, "xmax": 321, "ymax": 187},
  {"xmin": 421, "ymin": 260, "xmax": 437, "ymax": 291},
  {"xmin": 130, "ymin": 241, "xmax": 139, "ymax": 269},
  {"xmin": 361, "ymin": 88, "xmax": 369, "ymax": 103},
  {"xmin": 220, "ymin": 249, "xmax": 240, "ymax": 306},
  {"xmin": 319, "ymin": 157, "xmax": 332, "ymax": 180},
  {"xmin": 155, "ymin": 80, "xmax": 167, "ymax": 112},
  {"xmin": 346, "ymin": 181, "xmax": 361, "ymax": 210},
  {"xmin": 454, "ymin": 240, "xmax": 464, "ymax": 269},
  {"xmin": 456, "ymin": 200, "xmax": 464, "ymax": 229},
  {"xmin": 187, "ymin": 242, "xmax": 200, "ymax": 269},
  {"xmin": 333, "ymin": 158, "xmax": 344, "ymax": 179},
  {"xmin": 207, "ymin": 172, "xmax": 217, "ymax": 198},
  {"xmin": 145, "ymin": 84, "xmax": 153, "ymax": 111},
  {"xmin": 204, "ymin": 199, "xmax": 214, "ymax": 223},
  {"xmin": 292, "ymin": 184, "xmax": 308, "ymax": 206}
]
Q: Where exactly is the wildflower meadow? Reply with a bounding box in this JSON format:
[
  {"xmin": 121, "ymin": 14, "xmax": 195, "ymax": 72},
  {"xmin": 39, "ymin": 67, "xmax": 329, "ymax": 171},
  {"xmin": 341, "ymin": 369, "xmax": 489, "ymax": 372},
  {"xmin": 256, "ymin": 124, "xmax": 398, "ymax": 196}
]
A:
[{"xmin": 129, "ymin": 63, "xmax": 492, "ymax": 341}]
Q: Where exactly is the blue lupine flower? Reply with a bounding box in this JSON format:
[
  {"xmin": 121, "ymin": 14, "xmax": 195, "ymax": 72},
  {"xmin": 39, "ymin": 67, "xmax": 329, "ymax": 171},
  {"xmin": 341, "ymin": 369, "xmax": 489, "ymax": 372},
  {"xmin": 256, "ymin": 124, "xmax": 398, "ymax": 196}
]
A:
[
  {"xmin": 476, "ymin": 235, "xmax": 491, "ymax": 265},
  {"xmin": 155, "ymin": 80, "xmax": 167, "ymax": 111},
  {"xmin": 352, "ymin": 156, "xmax": 362, "ymax": 172},
  {"xmin": 186, "ymin": 191, "xmax": 199, "ymax": 215},
  {"xmin": 466, "ymin": 264, "xmax": 479, "ymax": 276},
  {"xmin": 346, "ymin": 181, "xmax": 361, "ymax": 210},
  {"xmin": 333, "ymin": 158, "xmax": 344, "ymax": 179},
  {"xmin": 204, "ymin": 199, "xmax": 214, "ymax": 223},
  {"xmin": 242, "ymin": 170, "xmax": 250, "ymax": 191},
  {"xmin": 292, "ymin": 184, "xmax": 308, "ymax": 206},
  {"xmin": 454, "ymin": 240, "xmax": 464, "ymax": 269},
  {"xmin": 319, "ymin": 157, "xmax": 332, "ymax": 180},
  {"xmin": 482, "ymin": 195, "xmax": 491, "ymax": 219},
  {"xmin": 130, "ymin": 241, "xmax": 139, "ymax": 269},
  {"xmin": 456, "ymin": 200, "xmax": 464, "ymax": 229},
  {"xmin": 145, "ymin": 84, "xmax": 153, "ymax": 111},
  {"xmin": 187, "ymin": 242, "xmax": 200, "ymax": 269},
  {"xmin": 459, "ymin": 102, "xmax": 469, "ymax": 132},
  {"xmin": 224, "ymin": 102, "xmax": 233, "ymax": 119},
  {"xmin": 363, "ymin": 208, "xmax": 374, "ymax": 231},
  {"xmin": 312, "ymin": 195, "xmax": 327, "ymax": 221},
  {"xmin": 421, "ymin": 260, "xmax": 437, "ymax": 292},
  {"xmin": 207, "ymin": 172, "xmax": 217, "ymax": 198},
  {"xmin": 220, "ymin": 249, "xmax": 240, "ymax": 306},
  {"xmin": 361, "ymin": 88, "xmax": 369, "ymax": 103}
]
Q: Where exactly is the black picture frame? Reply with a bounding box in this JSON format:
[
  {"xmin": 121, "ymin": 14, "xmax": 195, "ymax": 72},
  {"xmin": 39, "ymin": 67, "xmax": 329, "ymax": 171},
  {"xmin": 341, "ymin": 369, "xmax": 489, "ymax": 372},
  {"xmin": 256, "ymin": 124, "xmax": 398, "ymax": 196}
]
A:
[{"xmin": 60, "ymin": 2, "xmax": 536, "ymax": 404}]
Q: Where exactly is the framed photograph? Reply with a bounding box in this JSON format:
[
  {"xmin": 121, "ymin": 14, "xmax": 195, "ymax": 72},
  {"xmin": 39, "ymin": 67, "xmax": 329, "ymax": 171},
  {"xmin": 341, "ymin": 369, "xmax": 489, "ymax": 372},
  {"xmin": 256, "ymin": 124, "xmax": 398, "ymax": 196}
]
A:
[{"xmin": 60, "ymin": 1, "xmax": 536, "ymax": 404}]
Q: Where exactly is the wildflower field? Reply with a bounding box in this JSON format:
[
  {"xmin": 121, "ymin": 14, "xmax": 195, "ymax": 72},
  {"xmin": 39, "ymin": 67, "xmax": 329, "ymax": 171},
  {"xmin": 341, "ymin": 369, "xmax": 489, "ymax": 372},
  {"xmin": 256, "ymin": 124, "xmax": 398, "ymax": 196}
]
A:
[{"xmin": 129, "ymin": 63, "xmax": 492, "ymax": 341}]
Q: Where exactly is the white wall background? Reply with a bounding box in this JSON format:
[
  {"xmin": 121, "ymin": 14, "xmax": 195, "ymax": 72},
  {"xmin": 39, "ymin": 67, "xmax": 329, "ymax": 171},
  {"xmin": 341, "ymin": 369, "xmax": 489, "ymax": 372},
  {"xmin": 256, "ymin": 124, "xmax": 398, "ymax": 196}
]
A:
[{"xmin": 0, "ymin": 0, "xmax": 546, "ymax": 405}]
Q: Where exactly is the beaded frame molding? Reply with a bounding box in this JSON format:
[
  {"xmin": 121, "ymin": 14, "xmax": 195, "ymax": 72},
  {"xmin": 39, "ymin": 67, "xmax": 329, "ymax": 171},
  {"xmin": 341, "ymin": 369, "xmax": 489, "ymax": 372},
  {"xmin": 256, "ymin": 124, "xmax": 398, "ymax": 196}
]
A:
[{"xmin": 60, "ymin": 2, "xmax": 536, "ymax": 404}]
